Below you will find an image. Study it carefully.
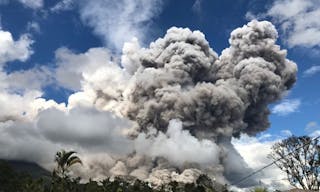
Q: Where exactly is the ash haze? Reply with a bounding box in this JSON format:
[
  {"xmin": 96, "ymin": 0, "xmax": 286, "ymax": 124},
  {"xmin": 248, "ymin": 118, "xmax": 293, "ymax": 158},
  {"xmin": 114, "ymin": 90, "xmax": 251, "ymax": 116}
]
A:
[{"xmin": 0, "ymin": 0, "xmax": 319, "ymax": 191}]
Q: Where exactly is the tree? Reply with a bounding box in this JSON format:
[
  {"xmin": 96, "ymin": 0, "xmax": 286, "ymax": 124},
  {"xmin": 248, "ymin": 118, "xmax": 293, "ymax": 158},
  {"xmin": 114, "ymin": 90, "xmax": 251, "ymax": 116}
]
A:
[
  {"xmin": 269, "ymin": 136, "xmax": 320, "ymax": 190},
  {"xmin": 54, "ymin": 150, "xmax": 82, "ymax": 178}
]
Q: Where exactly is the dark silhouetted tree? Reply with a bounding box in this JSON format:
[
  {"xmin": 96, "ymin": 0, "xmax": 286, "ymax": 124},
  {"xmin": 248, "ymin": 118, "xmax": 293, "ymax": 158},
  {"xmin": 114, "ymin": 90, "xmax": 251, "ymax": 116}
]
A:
[{"xmin": 269, "ymin": 136, "xmax": 320, "ymax": 191}]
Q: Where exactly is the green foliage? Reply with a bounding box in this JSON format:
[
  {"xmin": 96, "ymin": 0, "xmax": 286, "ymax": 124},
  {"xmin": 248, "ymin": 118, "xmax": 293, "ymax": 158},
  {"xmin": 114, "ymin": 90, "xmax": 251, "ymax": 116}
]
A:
[
  {"xmin": 0, "ymin": 162, "xmax": 225, "ymax": 192},
  {"xmin": 0, "ymin": 151, "xmax": 261, "ymax": 192},
  {"xmin": 54, "ymin": 150, "xmax": 82, "ymax": 178}
]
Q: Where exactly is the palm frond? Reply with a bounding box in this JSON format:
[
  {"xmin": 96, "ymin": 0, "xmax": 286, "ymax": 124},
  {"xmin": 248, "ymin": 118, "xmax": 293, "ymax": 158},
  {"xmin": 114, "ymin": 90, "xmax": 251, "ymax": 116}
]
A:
[{"xmin": 67, "ymin": 156, "xmax": 82, "ymax": 167}]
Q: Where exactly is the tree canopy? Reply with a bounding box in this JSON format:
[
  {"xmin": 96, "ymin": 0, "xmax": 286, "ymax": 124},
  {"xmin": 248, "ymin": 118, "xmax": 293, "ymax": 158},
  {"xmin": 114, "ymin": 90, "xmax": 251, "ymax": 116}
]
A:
[{"xmin": 269, "ymin": 136, "xmax": 320, "ymax": 191}]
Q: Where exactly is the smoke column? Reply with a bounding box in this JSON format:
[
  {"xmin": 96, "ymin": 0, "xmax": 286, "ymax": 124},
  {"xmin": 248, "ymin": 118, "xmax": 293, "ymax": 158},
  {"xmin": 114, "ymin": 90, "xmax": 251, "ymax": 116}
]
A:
[{"xmin": 111, "ymin": 20, "xmax": 296, "ymax": 186}]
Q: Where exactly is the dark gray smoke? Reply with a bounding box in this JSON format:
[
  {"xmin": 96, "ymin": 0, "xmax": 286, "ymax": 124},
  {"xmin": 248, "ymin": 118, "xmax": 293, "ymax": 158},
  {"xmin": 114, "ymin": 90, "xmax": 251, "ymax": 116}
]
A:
[
  {"xmin": 119, "ymin": 20, "xmax": 297, "ymax": 186},
  {"xmin": 123, "ymin": 20, "xmax": 296, "ymax": 138}
]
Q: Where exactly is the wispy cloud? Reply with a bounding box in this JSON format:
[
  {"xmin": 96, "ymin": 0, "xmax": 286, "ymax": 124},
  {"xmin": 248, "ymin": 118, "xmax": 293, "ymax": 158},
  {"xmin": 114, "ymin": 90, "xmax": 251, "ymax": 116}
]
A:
[
  {"xmin": 78, "ymin": 0, "xmax": 163, "ymax": 51},
  {"xmin": 280, "ymin": 129, "xmax": 293, "ymax": 137},
  {"xmin": 305, "ymin": 121, "xmax": 319, "ymax": 131},
  {"xmin": 18, "ymin": 0, "xmax": 43, "ymax": 9},
  {"xmin": 192, "ymin": 0, "xmax": 202, "ymax": 15},
  {"xmin": 303, "ymin": 65, "xmax": 320, "ymax": 77},
  {"xmin": 50, "ymin": 0, "xmax": 75, "ymax": 13},
  {"xmin": 272, "ymin": 99, "xmax": 301, "ymax": 116}
]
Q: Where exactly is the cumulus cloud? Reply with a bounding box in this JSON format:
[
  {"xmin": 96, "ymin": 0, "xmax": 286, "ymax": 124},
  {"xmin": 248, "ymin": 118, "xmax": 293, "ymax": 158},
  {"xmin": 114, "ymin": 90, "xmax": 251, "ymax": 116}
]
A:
[
  {"xmin": 18, "ymin": 0, "xmax": 43, "ymax": 9},
  {"xmin": 253, "ymin": 0, "xmax": 320, "ymax": 48},
  {"xmin": 303, "ymin": 65, "xmax": 320, "ymax": 77},
  {"xmin": 272, "ymin": 99, "xmax": 300, "ymax": 116},
  {"xmin": 0, "ymin": 28, "xmax": 57, "ymax": 123},
  {"xmin": 78, "ymin": 0, "xmax": 163, "ymax": 50},
  {"xmin": 54, "ymin": 47, "xmax": 129, "ymax": 112},
  {"xmin": 5, "ymin": 67, "xmax": 53, "ymax": 93},
  {"xmin": 0, "ymin": 30, "xmax": 33, "ymax": 65},
  {"xmin": 54, "ymin": 47, "xmax": 113, "ymax": 91}
]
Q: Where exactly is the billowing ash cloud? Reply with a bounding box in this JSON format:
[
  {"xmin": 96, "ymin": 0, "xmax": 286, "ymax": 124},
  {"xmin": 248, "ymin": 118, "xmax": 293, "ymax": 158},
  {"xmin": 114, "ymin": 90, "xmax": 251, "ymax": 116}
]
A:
[
  {"xmin": 122, "ymin": 20, "xmax": 297, "ymax": 139},
  {"xmin": 0, "ymin": 20, "xmax": 297, "ymax": 188},
  {"xmin": 72, "ymin": 20, "xmax": 295, "ymax": 186}
]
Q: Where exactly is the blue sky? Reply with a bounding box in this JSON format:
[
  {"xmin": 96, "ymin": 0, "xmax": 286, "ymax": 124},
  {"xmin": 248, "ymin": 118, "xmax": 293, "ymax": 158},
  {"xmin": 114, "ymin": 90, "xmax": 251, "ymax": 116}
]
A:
[
  {"xmin": 0, "ymin": 0, "xmax": 318, "ymax": 137},
  {"xmin": 0, "ymin": 0, "xmax": 319, "ymax": 189}
]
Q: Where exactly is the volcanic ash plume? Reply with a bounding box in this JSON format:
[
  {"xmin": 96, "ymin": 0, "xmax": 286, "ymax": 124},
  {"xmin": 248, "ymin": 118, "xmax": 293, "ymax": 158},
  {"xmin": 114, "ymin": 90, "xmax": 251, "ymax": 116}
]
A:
[
  {"xmin": 112, "ymin": 20, "xmax": 296, "ymax": 186},
  {"xmin": 123, "ymin": 20, "xmax": 296, "ymax": 139}
]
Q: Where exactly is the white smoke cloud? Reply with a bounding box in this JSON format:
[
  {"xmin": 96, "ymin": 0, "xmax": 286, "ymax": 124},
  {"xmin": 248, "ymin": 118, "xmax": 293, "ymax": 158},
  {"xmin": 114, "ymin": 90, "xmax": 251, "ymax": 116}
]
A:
[
  {"xmin": 37, "ymin": 107, "xmax": 133, "ymax": 154},
  {"xmin": 0, "ymin": 106, "xmax": 133, "ymax": 166},
  {"xmin": 135, "ymin": 119, "xmax": 220, "ymax": 166},
  {"xmin": 0, "ymin": 30, "xmax": 33, "ymax": 65},
  {"xmin": 78, "ymin": 0, "xmax": 163, "ymax": 50}
]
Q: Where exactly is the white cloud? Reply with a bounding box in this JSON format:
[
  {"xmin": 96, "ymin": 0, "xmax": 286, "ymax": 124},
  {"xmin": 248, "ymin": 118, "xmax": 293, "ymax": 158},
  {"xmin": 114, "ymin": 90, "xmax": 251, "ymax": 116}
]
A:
[
  {"xmin": 272, "ymin": 99, "xmax": 301, "ymax": 116},
  {"xmin": 78, "ymin": 0, "xmax": 163, "ymax": 50},
  {"xmin": 26, "ymin": 21, "xmax": 41, "ymax": 33},
  {"xmin": 54, "ymin": 47, "xmax": 129, "ymax": 112},
  {"xmin": 305, "ymin": 121, "xmax": 319, "ymax": 131},
  {"xmin": 305, "ymin": 121, "xmax": 320, "ymax": 138},
  {"xmin": 280, "ymin": 129, "xmax": 292, "ymax": 137},
  {"xmin": 5, "ymin": 67, "xmax": 53, "ymax": 92},
  {"xmin": 54, "ymin": 47, "xmax": 111, "ymax": 91},
  {"xmin": 50, "ymin": 0, "xmax": 75, "ymax": 12},
  {"xmin": 192, "ymin": 0, "xmax": 202, "ymax": 15},
  {"xmin": 0, "ymin": 30, "xmax": 33, "ymax": 65},
  {"xmin": 303, "ymin": 65, "xmax": 320, "ymax": 77},
  {"xmin": 265, "ymin": 0, "xmax": 320, "ymax": 48},
  {"xmin": 309, "ymin": 130, "xmax": 320, "ymax": 137},
  {"xmin": 18, "ymin": 0, "xmax": 43, "ymax": 9}
]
